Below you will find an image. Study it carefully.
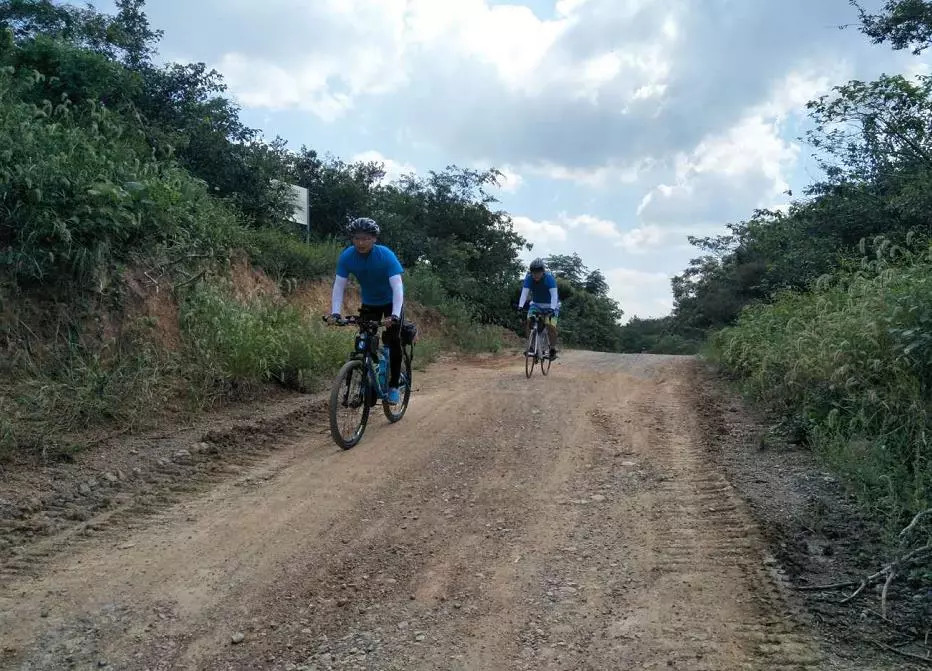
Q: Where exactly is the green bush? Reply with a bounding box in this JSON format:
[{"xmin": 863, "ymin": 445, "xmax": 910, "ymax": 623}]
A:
[
  {"xmin": 243, "ymin": 228, "xmax": 341, "ymax": 282},
  {"xmin": 0, "ymin": 67, "xmax": 240, "ymax": 288},
  {"xmin": 404, "ymin": 266, "xmax": 449, "ymax": 309},
  {"xmin": 0, "ymin": 331, "xmax": 174, "ymax": 462},
  {"xmin": 411, "ymin": 337, "xmax": 440, "ymax": 370},
  {"xmin": 179, "ymin": 282, "xmax": 349, "ymax": 399},
  {"xmin": 400, "ymin": 265, "xmax": 508, "ymax": 353},
  {"xmin": 650, "ymin": 335, "xmax": 700, "ymax": 355},
  {"xmin": 709, "ymin": 242, "xmax": 932, "ymax": 530}
]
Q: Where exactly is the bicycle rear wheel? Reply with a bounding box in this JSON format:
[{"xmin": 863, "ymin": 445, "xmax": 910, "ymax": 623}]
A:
[
  {"xmin": 329, "ymin": 359, "xmax": 370, "ymax": 449},
  {"xmin": 383, "ymin": 349, "xmax": 412, "ymax": 423}
]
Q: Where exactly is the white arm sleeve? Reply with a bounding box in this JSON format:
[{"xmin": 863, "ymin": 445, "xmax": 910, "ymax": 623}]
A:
[
  {"xmin": 518, "ymin": 287, "xmax": 530, "ymax": 308},
  {"xmin": 331, "ymin": 275, "xmax": 347, "ymax": 315},
  {"xmin": 389, "ymin": 275, "xmax": 404, "ymax": 317},
  {"xmin": 550, "ymin": 286, "xmax": 559, "ymax": 311}
]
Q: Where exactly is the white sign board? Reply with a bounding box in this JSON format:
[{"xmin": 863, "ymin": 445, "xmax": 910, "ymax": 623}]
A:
[{"xmin": 272, "ymin": 180, "xmax": 309, "ymax": 228}]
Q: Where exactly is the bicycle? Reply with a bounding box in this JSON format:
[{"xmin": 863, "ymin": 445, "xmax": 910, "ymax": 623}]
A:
[
  {"xmin": 523, "ymin": 307, "xmax": 555, "ymax": 378},
  {"xmin": 323, "ymin": 315, "xmax": 416, "ymax": 449}
]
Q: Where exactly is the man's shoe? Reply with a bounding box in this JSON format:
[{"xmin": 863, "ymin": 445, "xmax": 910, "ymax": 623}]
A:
[
  {"xmin": 549, "ymin": 349, "xmax": 558, "ymax": 360},
  {"xmin": 386, "ymin": 387, "xmax": 400, "ymax": 404}
]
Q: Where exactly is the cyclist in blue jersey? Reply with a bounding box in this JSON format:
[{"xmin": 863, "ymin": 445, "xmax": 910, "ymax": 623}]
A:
[
  {"xmin": 517, "ymin": 257, "xmax": 560, "ymax": 360},
  {"xmin": 330, "ymin": 217, "xmax": 405, "ymax": 403}
]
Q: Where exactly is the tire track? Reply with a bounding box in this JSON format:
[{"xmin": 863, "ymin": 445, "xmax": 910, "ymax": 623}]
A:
[{"xmin": 608, "ymin": 369, "xmax": 823, "ymax": 670}]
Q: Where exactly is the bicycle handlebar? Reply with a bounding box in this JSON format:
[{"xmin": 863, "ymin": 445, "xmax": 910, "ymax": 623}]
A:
[{"xmin": 322, "ymin": 315, "xmax": 382, "ymax": 329}]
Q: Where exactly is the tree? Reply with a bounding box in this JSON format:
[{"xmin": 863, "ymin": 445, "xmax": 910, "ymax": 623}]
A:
[
  {"xmin": 112, "ymin": 0, "xmax": 162, "ymax": 69},
  {"xmin": 853, "ymin": 0, "xmax": 932, "ymax": 54},
  {"xmin": 0, "ymin": 0, "xmax": 162, "ymax": 67},
  {"xmin": 545, "ymin": 253, "xmax": 587, "ymax": 287},
  {"xmin": 807, "ymin": 74, "xmax": 932, "ymax": 182},
  {"xmin": 584, "ymin": 269, "xmax": 609, "ymax": 296}
]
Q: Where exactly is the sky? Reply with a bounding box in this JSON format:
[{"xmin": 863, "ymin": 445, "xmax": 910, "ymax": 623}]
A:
[{"xmin": 89, "ymin": 0, "xmax": 932, "ymax": 321}]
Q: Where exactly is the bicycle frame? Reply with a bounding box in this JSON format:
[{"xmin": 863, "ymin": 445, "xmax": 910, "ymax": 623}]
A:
[
  {"xmin": 332, "ymin": 316, "xmax": 390, "ymax": 401},
  {"xmin": 527, "ymin": 309, "xmax": 554, "ymax": 348}
]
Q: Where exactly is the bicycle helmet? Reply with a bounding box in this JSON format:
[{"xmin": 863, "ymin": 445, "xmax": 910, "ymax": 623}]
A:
[
  {"xmin": 529, "ymin": 258, "xmax": 545, "ymax": 272},
  {"xmin": 346, "ymin": 217, "xmax": 380, "ymax": 236}
]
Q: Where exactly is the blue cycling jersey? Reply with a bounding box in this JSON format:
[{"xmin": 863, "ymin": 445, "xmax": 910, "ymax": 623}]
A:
[
  {"xmin": 523, "ymin": 272, "xmax": 557, "ymax": 304},
  {"xmin": 336, "ymin": 245, "xmax": 404, "ymax": 305}
]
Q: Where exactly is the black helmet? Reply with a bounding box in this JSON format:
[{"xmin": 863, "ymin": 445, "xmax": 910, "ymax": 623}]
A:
[
  {"xmin": 529, "ymin": 258, "xmax": 545, "ymax": 271},
  {"xmin": 346, "ymin": 217, "xmax": 380, "ymax": 236}
]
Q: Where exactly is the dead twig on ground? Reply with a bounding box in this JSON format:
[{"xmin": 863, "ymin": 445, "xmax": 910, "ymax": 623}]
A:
[
  {"xmin": 143, "ymin": 270, "xmax": 160, "ymax": 291},
  {"xmin": 900, "ymin": 509, "xmax": 932, "ymax": 542},
  {"xmin": 794, "ymin": 580, "xmax": 860, "ymax": 591},
  {"xmin": 882, "ymin": 569, "xmax": 896, "ymax": 618},
  {"xmin": 173, "ymin": 270, "xmax": 206, "ymax": 290},
  {"xmin": 840, "ymin": 541, "xmax": 932, "ymax": 606},
  {"xmin": 869, "ymin": 638, "xmax": 932, "ymax": 666}
]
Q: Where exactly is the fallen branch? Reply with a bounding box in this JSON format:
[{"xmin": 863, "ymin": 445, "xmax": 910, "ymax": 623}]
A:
[
  {"xmin": 840, "ymin": 542, "xmax": 932, "ymax": 606},
  {"xmin": 900, "ymin": 509, "xmax": 932, "ymax": 542},
  {"xmin": 143, "ymin": 270, "xmax": 161, "ymax": 291},
  {"xmin": 881, "ymin": 569, "xmax": 895, "ymax": 618},
  {"xmin": 166, "ymin": 252, "xmax": 212, "ymax": 268},
  {"xmin": 173, "ymin": 270, "xmax": 206, "ymax": 290},
  {"xmin": 794, "ymin": 580, "xmax": 860, "ymax": 591},
  {"xmin": 869, "ymin": 638, "xmax": 932, "ymax": 666}
]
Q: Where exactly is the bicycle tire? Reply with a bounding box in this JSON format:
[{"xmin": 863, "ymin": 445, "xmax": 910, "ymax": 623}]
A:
[
  {"xmin": 539, "ymin": 330, "xmax": 551, "ymax": 376},
  {"xmin": 329, "ymin": 359, "xmax": 370, "ymax": 449},
  {"xmin": 525, "ymin": 330, "xmax": 537, "ymax": 378},
  {"xmin": 383, "ymin": 349, "xmax": 412, "ymax": 423}
]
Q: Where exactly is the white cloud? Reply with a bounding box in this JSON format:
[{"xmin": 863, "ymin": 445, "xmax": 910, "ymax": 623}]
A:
[
  {"xmin": 511, "ymin": 212, "xmax": 624, "ymax": 249},
  {"xmin": 524, "ymin": 159, "xmax": 652, "ymax": 187},
  {"xmin": 405, "ymin": 0, "xmax": 566, "ymax": 92},
  {"xmin": 496, "ymin": 166, "xmax": 524, "ymax": 193},
  {"xmin": 564, "ymin": 214, "xmax": 622, "ymax": 240},
  {"xmin": 210, "ymin": 1, "xmax": 410, "ymax": 121},
  {"xmin": 200, "ymin": 0, "xmax": 679, "ymax": 128},
  {"xmin": 350, "ymin": 150, "xmax": 416, "ymax": 182},
  {"xmin": 636, "ymin": 68, "xmax": 825, "ymax": 229},
  {"xmin": 606, "ymin": 268, "xmax": 673, "ymax": 322},
  {"xmin": 511, "ymin": 215, "xmax": 568, "ymax": 245},
  {"xmin": 690, "ymin": 115, "xmax": 798, "ymax": 183},
  {"xmin": 618, "ymin": 224, "xmax": 665, "ymax": 253},
  {"xmin": 469, "ymin": 162, "xmax": 524, "ymax": 191},
  {"xmin": 756, "ymin": 68, "xmax": 839, "ymax": 120},
  {"xmin": 555, "ymin": 0, "xmax": 592, "ymax": 17}
]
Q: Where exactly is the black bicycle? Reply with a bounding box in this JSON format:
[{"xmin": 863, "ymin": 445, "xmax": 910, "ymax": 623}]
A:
[
  {"xmin": 524, "ymin": 307, "xmax": 555, "ymax": 378},
  {"xmin": 324, "ymin": 315, "xmax": 416, "ymax": 449}
]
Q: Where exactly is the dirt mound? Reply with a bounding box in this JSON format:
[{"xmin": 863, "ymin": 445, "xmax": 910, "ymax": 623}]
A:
[
  {"xmin": 123, "ymin": 267, "xmax": 182, "ymax": 350},
  {"xmin": 230, "ymin": 253, "xmax": 281, "ymax": 303}
]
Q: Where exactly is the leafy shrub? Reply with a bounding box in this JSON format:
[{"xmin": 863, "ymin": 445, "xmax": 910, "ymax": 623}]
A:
[
  {"xmin": 0, "ymin": 67, "xmax": 240, "ymax": 288},
  {"xmin": 179, "ymin": 282, "xmax": 349, "ymax": 400},
  {"xmin": 243, "ymin": 228, "xmax": 340, "ymax": 282},
  {"xmin": 709, "ymin": 240, "xmax": 932, "ymax": 529}
]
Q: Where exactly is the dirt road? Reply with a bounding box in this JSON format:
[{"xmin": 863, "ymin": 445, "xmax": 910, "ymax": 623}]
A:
[{"xmin": 0, "ymin": 352, "xmax": 859, "ymax": 669}]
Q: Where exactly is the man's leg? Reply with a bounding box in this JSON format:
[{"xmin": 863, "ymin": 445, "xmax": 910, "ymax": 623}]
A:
[
  {"xmin": 546, "ymin": 316, "xmax": 559, "ymax": 359},
  {"xmin": 380, "ymin": 304, "xmax": 403, "ymax": 388}
]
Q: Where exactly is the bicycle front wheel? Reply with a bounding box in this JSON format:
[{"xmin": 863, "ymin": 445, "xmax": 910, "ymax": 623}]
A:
[
  {"xmin": 383, "ymin": 350, "xmax": 412, "ymax": 423},
  {"xmin": 329, "ymin": 359, "xmax": 370, "ymax": 449},
  {"xmin": 525, "ymin": 331, "xmax": 537, "ymax": 378},
  {"xmin": 539, "ymin": 331, "xmax": 551, "ymax": 376}
]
